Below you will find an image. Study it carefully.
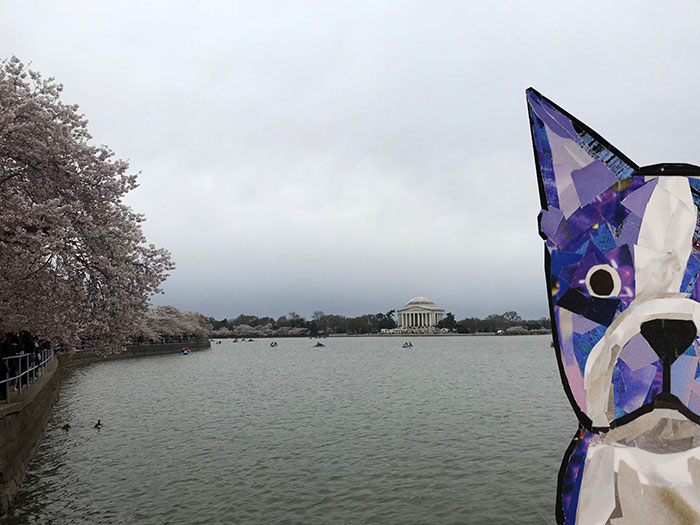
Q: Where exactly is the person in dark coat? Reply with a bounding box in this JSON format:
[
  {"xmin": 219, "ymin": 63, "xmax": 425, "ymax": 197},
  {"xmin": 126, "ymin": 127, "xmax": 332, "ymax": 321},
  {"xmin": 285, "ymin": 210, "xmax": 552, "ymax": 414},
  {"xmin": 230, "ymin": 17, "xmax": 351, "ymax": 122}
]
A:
[{"xmin": 0, "ymin": 357, "xmax": 9, "ymax": 401}]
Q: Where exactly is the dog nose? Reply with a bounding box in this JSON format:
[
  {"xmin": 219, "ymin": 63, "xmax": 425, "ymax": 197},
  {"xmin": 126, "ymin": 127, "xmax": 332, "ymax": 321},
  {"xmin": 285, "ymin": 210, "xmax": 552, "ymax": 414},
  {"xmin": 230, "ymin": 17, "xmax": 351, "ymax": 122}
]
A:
[{"xmin": 640, "ymin": 319, "xmax": 697, "ymax": 363}]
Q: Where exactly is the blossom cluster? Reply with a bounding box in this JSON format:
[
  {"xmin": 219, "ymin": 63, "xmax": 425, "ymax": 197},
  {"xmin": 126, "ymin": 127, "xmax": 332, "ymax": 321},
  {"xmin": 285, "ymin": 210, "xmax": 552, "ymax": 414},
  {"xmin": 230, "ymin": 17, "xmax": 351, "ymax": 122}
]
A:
[{"xmin": 0, "ymin": 57, "xmax": 174, "ymax": 353}]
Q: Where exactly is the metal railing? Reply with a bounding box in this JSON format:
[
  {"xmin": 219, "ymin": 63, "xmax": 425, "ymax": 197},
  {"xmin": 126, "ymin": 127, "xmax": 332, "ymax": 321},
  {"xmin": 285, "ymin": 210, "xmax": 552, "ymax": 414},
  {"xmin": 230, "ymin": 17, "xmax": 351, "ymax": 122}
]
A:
[{"xmin": 1, "ymin": 348, "xmax": 54, "ymax": 403}]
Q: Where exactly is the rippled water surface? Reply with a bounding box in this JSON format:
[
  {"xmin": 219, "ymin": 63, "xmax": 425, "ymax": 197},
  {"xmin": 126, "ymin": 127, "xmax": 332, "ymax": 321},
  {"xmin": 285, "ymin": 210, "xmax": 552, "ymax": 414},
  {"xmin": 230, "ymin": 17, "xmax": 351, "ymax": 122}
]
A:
[{"xmin": 4, "ymin": 335, "xmax": 576, "ymax": 524}]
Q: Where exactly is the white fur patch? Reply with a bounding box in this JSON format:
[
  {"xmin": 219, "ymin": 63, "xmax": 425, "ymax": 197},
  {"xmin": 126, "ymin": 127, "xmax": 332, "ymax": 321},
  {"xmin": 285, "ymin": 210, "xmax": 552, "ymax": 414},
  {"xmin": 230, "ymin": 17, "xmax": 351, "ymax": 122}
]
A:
[
  {"xmin": 577, "ymin": 410, "xmax": 700, "ymax": 524},
  {"xmin": 635, "ymin": 177, "xmax": 695, "ymax": 298}
]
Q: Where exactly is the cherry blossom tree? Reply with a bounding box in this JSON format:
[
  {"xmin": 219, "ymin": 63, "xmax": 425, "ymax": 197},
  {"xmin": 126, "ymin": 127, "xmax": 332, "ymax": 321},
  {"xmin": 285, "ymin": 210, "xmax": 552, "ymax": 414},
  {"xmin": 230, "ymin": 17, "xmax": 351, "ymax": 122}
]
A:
[
  {"xmin": 0, "ymin": 57, "xmax": 174, "ymax": 353},
  {"xmin": 211, "ymin": 326, "xmax": 234, "ymax": 338},
  {"xmin": 135, "ymin": 306, "xmax": 211, "ymax": 343}
]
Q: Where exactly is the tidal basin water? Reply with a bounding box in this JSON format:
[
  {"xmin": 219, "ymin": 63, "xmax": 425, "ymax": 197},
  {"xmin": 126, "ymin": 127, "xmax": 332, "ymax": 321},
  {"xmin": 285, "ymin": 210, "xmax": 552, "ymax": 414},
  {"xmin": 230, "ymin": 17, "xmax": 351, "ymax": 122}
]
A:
[{"xmin": 5, "ymin": 335, "xmax": 576, "ymax": 524}]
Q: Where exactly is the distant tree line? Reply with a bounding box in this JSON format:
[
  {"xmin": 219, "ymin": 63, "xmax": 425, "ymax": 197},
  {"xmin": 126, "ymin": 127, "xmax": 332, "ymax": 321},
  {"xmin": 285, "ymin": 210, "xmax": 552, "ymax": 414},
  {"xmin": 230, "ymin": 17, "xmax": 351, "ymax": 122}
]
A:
[
  {"xmin": 437, "ymin": 311, "xmax": 551, "ymax": 334},
  {"xmin": 207, "ymin": 309, "xmax": 550, "ymax": 337},
  {"xmin": 208, "ymin": 310, "xmax": 399, "ymax": 337}
]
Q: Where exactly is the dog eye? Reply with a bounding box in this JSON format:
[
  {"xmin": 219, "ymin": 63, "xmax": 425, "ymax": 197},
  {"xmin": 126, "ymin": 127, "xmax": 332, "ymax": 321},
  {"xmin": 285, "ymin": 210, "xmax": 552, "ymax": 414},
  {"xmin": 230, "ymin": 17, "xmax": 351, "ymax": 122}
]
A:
[{"xmin": 585, "ymin": 265, "xmax": 621, "ymax": 298}]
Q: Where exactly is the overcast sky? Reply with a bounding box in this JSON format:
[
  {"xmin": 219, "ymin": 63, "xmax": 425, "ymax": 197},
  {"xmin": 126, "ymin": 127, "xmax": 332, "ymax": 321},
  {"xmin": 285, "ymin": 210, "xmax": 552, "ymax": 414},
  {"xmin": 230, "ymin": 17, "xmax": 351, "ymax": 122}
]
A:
[{"xmin": 3, "ymin": 1, "xmax": 700, "ymax": 320}]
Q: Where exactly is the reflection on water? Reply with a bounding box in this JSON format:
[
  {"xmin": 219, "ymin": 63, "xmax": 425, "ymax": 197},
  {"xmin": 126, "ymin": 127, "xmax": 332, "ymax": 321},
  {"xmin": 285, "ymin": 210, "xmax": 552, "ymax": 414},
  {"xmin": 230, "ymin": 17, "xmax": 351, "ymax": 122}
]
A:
[{"xmin": 4, "ymin": 335, "xmax": 575, "ymax": 524}]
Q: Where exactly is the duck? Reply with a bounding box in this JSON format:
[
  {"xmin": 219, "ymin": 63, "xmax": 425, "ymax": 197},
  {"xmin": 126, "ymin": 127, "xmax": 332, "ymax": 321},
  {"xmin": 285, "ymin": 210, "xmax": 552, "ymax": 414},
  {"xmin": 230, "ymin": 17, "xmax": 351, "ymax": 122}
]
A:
[
  {"xmin": 94, "ymin": 419, "xmax": 103, "ymax": 429},
  {"xmin": 62, "ymin": 423, "xmax": 70, "ymax": 431}
]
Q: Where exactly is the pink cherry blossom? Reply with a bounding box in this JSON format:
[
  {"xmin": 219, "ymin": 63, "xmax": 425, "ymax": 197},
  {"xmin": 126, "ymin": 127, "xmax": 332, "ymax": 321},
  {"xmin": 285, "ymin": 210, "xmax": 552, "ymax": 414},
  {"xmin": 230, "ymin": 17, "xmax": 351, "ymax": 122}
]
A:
[
  {"xmin": 134, "ymin": 306, "xmax": 212, "ymax": 343},
  {"xmin": 0, "ymin": 57, "xmax": 174, "ymax": 354}
]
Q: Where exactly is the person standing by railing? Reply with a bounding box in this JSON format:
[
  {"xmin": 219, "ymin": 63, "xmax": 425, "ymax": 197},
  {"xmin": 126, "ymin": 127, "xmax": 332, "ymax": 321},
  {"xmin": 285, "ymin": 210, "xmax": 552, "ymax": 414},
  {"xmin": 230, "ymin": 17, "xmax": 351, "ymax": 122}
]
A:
[
  {"xmin": 0, "ymin": 357, "xmax": 8, "ymax": 401},
  {"xmin": 7, "ymin": 337, "xmax": 19, "ymax": 391},
  {"xmin": 36, "ymin": 346, "xmax": 42, "ymax": 372},
  {"xmin": 18, "ymin": 350, "xmax": 27, "ymax": 388}
]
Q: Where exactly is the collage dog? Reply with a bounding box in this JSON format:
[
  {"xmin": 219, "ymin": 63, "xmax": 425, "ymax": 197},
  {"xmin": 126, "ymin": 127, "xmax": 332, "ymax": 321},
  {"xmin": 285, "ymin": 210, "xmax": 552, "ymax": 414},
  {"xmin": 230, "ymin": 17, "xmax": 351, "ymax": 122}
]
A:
[{"xmin": 528, "ymin": 88, "xmax": 700, "ymax": 524}]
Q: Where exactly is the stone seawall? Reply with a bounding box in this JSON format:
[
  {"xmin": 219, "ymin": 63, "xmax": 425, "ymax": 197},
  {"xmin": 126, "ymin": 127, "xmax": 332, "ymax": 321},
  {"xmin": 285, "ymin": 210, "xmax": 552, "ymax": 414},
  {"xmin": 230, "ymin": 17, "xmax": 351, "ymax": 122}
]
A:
[
  {"xmin": 0, "ymin": 339, "xmax": 210, "ymax": 512},
  {"xmin": 62, "ymin": 340, "xmax": 211, "ymax": 367},
  {"xmin": 0, "ymin": 359, "xmax": 61, "ymax": 512}
]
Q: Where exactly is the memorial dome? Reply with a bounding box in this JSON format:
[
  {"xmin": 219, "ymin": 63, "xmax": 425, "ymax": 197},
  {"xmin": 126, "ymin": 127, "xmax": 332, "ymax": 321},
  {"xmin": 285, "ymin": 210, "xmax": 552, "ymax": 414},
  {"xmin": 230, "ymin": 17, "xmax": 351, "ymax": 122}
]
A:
[{"xmin": 405, "ymin": 297, "xmax": 436, "ymax": 307}]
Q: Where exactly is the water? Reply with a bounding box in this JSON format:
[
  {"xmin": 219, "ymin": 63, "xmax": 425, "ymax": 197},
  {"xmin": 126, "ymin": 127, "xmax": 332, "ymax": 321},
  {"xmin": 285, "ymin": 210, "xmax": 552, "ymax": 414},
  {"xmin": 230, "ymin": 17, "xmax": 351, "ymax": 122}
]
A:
[{"xmin": 4, "ymin": 335, "xmax": 576, "ymax": 524}]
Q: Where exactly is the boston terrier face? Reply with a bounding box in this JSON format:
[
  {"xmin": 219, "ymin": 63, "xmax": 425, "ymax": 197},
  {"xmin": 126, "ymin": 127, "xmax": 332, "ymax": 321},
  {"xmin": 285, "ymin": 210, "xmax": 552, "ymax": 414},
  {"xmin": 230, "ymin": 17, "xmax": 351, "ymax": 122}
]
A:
[{"xmin": 527, "ymin": 88, "xmax": 700, "ymax": 432}]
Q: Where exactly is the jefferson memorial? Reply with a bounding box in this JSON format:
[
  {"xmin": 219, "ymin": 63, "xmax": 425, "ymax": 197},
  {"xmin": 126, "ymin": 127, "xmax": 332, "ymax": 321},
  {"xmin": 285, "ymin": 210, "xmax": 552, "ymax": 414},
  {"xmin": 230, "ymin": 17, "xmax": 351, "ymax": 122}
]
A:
[{"xmin": 397, "ymin": 297, "xmax": 445, "ymax": 330}]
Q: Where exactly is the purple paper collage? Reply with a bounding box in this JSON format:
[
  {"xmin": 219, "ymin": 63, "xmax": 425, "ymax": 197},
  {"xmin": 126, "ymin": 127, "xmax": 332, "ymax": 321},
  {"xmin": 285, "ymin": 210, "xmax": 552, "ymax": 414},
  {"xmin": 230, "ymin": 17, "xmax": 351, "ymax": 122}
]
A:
[{"xmin": 528, "ymin": 90, "xmax": 700, "ymax": 422}]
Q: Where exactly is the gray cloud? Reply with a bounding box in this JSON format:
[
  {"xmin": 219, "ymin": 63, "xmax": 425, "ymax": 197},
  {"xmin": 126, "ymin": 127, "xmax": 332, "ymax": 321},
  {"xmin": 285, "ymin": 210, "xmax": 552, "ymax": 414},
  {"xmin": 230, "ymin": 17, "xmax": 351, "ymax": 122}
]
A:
[{"xmin": 3, "ymin": 1, "xmax": 700, "ymax": 320}]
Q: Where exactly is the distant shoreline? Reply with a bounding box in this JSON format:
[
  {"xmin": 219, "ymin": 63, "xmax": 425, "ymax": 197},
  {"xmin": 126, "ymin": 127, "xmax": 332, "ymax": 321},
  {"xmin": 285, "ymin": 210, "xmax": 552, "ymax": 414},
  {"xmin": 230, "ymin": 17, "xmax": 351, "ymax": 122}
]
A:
[
  {"xmin": 329, "ymin": 332, "xmax": 550, "ymax": 337},
  {"xmin": 215, "ymin": 332, "xmax": 551, "ymax": 339}
]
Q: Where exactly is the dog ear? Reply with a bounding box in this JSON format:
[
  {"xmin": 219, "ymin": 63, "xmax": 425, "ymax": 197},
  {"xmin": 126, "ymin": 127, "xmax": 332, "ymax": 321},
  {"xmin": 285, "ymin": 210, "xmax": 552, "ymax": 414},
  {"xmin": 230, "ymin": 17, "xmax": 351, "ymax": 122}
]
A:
[{"xmin": 526, "ymin": 89, "xmax": 639, "ymax": 232}]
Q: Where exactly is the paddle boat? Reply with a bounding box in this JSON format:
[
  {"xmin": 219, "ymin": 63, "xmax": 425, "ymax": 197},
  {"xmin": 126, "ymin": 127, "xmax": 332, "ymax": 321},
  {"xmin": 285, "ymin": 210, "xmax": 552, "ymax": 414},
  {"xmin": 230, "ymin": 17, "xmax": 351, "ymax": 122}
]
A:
[
  {"xmin": 314, "ymin": 342, "xmax": 326, "ymax": 348},
  {"xmin": 182, "ymin": 347, "xmax": 191, "ymax": 355},
  {"xmin": 402, "ymin": 341, "xmax": 414, "ymax": 348},
  {"xmin": 270, "ymin": 342, "xmax": 278, "ymax": 348}
]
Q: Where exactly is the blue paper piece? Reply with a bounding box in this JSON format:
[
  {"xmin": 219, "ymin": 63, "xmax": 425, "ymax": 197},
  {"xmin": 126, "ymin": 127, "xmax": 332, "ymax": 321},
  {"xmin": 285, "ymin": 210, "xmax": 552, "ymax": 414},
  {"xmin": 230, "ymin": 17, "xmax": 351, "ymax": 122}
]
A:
[
  {"xmin": 682, "ymin": 253, "xmax": 700, "ymax": 294},
  {"xmin": 572, "ymin": 325, "xmax": 607, "ymax": 376},
  {"xmin": 551, "ymin": 251, "xmax": 584, "ymax": 277},
  {"xmin": 590, "ymin": 223, "xmax": 616, "ymax": 253}
]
